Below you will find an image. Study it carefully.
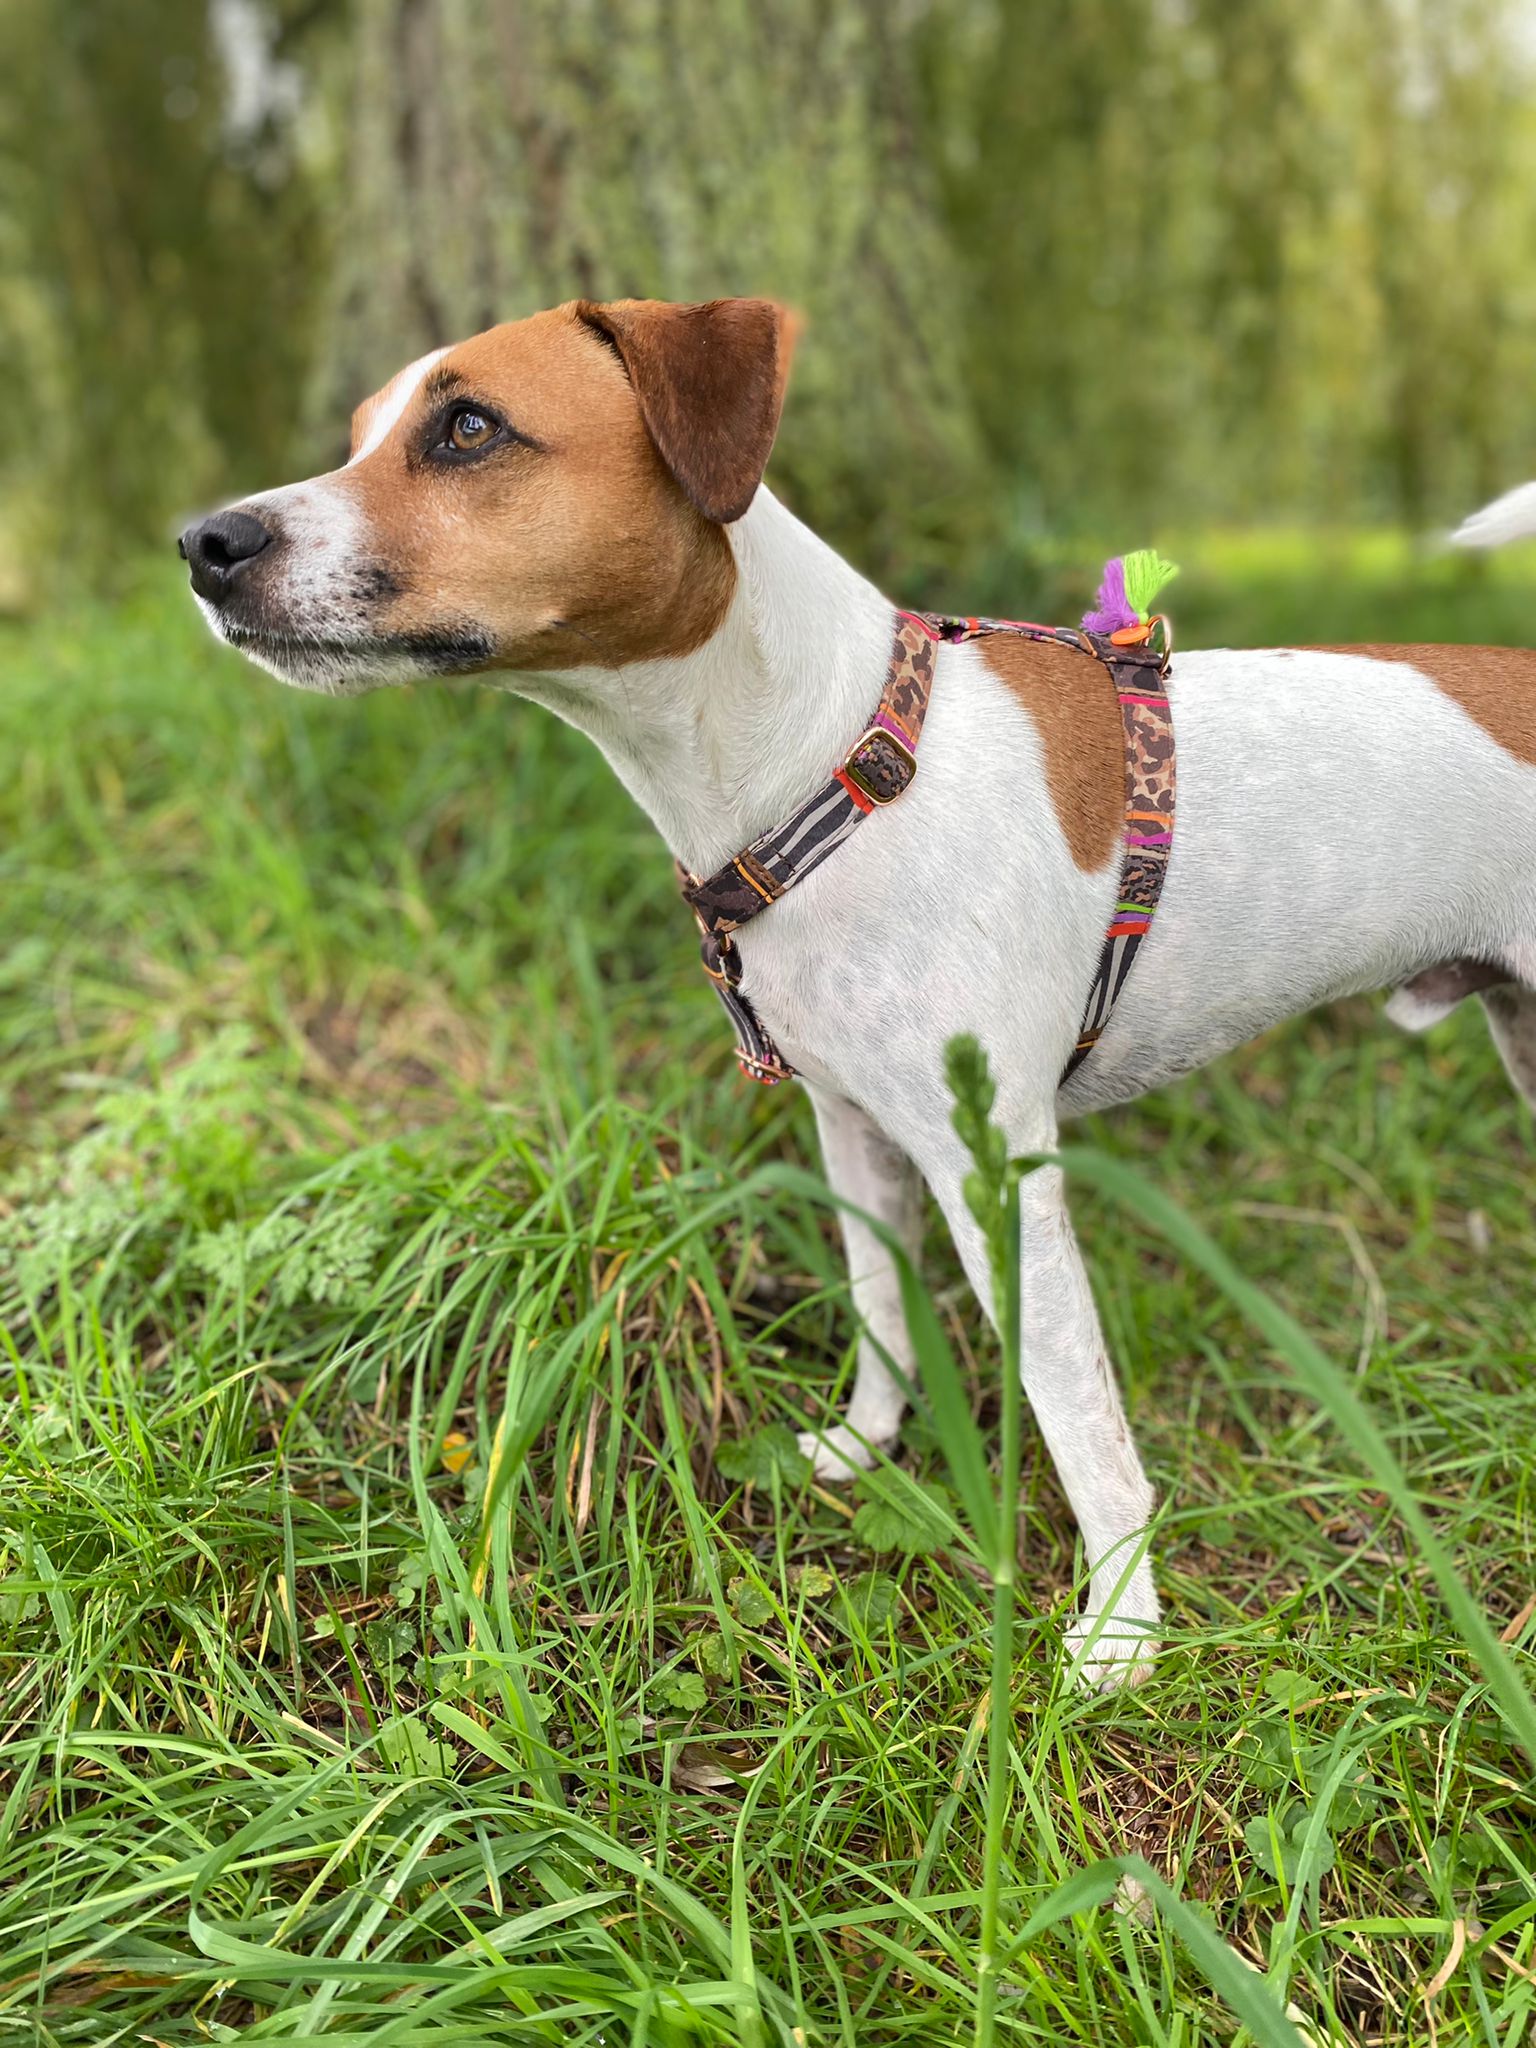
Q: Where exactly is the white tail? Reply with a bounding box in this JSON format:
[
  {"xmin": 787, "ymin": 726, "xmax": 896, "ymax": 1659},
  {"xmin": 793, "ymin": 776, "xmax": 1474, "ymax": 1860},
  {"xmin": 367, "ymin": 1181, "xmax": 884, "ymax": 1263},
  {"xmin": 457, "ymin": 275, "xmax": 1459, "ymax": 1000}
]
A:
[{"xmin": 1451, "ymin": 481, "xmax": 1536, "ymax": 549}]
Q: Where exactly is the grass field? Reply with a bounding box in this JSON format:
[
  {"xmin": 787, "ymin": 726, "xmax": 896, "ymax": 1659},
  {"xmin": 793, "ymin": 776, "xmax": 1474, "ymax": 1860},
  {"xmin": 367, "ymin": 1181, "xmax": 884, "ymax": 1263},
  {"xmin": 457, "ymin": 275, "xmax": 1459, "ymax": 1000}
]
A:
[{"xmin": 3, "ymin": 534, "xmax": 1536, "ymax": 2044}]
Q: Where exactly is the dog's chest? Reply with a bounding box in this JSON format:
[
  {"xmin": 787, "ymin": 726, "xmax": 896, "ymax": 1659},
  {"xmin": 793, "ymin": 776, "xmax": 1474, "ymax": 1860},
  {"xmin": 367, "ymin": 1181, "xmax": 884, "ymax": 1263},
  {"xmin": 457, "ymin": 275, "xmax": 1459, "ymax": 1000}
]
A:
[{"xmin": 723, "ymin": 706, "xmax": 1115, "ymax": 1105}]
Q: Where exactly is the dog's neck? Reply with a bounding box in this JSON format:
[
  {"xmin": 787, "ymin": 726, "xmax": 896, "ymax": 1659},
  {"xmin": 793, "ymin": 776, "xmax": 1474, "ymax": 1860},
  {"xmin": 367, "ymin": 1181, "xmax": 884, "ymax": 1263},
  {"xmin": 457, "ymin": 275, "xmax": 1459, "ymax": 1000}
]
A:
[{"xmin": 510, "ymin": 488, "xmax": 897, "ymax": 878}]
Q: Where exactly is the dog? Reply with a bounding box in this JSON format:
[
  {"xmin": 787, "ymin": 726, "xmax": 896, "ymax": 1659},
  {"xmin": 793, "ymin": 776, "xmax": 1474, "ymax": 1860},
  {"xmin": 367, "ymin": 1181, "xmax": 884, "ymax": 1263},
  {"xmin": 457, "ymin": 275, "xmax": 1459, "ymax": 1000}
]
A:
[{"xmin": 180, "ymin": 296, "xmax": 1536, "ymax": 1686}]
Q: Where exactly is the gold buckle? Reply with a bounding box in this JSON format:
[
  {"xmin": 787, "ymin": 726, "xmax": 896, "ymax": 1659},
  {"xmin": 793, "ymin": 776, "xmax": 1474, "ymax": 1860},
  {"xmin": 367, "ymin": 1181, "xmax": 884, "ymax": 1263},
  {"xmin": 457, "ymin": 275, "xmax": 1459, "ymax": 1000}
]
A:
[
  {"xmin": 1100, "ymin": 613, "xmax": 1174, "ymax": 676},
  {"xmin": 842, "ymin": 724, "xmax": 917, "ymax": 807}
]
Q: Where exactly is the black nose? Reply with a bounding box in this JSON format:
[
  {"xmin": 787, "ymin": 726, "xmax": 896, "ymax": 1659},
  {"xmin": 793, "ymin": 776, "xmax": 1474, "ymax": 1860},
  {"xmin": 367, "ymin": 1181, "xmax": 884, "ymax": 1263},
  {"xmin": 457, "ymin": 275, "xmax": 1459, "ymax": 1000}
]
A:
[{"xmin": 179, "ymin": 508, "xmax": 273, "ymax": 603}]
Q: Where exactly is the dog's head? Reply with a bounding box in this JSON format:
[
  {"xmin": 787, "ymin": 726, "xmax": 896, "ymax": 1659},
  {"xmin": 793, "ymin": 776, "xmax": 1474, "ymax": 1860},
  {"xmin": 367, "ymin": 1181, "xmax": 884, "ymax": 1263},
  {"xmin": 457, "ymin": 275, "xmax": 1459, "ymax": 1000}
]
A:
[{"xmin": 180, "ymin": 298, "xmax": 795, "ymax": 693}]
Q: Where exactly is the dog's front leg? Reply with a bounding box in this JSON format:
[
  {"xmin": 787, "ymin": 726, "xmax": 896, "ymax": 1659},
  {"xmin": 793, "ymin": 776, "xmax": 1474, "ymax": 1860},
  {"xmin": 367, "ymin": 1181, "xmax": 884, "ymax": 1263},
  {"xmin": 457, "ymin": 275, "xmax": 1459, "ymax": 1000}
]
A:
[
  {"xmin": 931, "ymin": 1148, "xmax": 1160, "ymax": 1689},
  {"xmin": 797, "ymin": 1086, "xmax": 923, "ymax": 1478}
]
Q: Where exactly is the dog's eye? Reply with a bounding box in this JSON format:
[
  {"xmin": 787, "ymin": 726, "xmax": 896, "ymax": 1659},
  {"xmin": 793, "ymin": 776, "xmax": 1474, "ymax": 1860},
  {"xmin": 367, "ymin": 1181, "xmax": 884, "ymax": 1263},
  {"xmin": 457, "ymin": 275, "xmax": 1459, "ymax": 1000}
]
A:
[{"xmin": 446, "ymin": 407, "xmax": 498, "ymax": 453}]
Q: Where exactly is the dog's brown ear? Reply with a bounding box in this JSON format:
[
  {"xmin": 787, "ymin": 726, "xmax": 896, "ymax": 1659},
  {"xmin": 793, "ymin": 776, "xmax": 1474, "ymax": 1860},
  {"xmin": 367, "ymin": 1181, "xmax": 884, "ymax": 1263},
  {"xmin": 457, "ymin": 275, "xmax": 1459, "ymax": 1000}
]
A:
[{"xmin": 576, "ymin": 297, "xmax": 797, "ymax": 524}]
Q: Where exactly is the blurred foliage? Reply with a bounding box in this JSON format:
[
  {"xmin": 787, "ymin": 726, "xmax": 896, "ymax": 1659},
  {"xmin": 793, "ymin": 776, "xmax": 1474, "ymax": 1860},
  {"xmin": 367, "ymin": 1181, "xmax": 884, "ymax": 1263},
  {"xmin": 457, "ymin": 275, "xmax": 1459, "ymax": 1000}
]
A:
[
  {"xmin": 0, "ymin": 0, "xmax": 339, "ymax": 597},
  {"xmin": 928, "ymin": 0, "xmax": 1536, "ymax": 548},
  {"xmin": 3, "ymin": 0, "xmax": 1536, "ymax": 606}
]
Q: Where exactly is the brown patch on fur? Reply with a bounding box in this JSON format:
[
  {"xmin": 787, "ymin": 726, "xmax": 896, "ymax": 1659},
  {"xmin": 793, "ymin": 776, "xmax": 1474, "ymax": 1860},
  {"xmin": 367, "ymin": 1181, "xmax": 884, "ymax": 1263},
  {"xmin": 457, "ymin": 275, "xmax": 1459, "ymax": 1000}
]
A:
[
  {"xmin": 978, "ymin": 635, "xmax": 1122, "ymax": 870},
  {"xmin": 575, "ymin": 298, "xmax": 794, "ymax": 524},
  {"xmin": 339, "ymin": 305, "xmax": 741, "ymax": 670},
  {"xmin": 1317, "ymin": 645, "xmax": 1536, "ymax": 768}
]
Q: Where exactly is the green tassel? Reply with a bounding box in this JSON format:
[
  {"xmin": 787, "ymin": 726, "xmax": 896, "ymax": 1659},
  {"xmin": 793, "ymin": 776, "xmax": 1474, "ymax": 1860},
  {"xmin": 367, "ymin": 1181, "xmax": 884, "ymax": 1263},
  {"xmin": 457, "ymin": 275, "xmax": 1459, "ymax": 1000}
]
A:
[{"xmin": 1121, "ymin": 548, "xmax": 1179, "ymax": 621}]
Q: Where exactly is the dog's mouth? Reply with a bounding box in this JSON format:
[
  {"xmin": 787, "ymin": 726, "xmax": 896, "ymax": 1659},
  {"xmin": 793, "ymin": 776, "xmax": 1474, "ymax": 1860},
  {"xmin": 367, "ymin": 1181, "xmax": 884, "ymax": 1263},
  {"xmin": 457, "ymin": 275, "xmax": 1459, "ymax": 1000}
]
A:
[{"xmin": 215, "ymin": 617, "xmax": 497, "ymax": 694}]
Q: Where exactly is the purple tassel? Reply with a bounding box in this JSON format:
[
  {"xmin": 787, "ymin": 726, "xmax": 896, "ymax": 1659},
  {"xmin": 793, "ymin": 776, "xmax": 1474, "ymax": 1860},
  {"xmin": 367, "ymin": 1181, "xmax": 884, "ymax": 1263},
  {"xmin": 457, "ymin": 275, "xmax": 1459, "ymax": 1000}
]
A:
[{"xmin": 1082, "ymin": 555, "xmax": 1138, "ymax": 636}]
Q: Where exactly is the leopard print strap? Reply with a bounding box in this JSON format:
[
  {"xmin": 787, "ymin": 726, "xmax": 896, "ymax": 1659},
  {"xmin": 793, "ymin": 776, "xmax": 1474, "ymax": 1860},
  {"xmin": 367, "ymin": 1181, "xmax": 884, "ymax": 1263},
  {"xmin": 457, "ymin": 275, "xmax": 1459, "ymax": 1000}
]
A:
[
  {"xmin": 923, "ymin": 617, "xmax": 1176, "ymax": 1088},
  {"xmin": 1061, "ymin": 637, "xmax": 1175, "ymax": 1083}
]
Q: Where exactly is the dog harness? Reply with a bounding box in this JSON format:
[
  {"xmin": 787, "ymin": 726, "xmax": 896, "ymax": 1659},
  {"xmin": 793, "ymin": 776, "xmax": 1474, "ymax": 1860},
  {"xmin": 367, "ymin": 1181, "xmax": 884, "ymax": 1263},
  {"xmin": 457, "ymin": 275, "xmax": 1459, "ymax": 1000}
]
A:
[{"xmin": 680, "ymin": 562, "xmax": 1177, "ymax": 1089}]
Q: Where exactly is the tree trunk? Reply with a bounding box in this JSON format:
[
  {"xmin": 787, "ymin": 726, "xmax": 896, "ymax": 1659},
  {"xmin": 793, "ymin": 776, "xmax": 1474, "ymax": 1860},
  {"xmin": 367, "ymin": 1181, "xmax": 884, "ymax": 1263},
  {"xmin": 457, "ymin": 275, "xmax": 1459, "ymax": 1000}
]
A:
[{"xmin": 312, "ymin": 0, "xmax": 994, "ymax": 594}]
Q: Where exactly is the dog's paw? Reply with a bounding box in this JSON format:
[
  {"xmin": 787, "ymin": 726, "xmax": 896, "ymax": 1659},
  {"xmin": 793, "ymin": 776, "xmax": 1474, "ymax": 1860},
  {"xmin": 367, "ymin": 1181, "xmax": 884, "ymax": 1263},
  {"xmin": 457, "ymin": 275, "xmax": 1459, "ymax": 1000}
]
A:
[
  {"xmin": 796, "ymin": 1423, "xmax": 892, "ymax": 1480},
  {"xmin": 1062, "ymin": 1612, "xmax": 1159, "ymax": 1692}
]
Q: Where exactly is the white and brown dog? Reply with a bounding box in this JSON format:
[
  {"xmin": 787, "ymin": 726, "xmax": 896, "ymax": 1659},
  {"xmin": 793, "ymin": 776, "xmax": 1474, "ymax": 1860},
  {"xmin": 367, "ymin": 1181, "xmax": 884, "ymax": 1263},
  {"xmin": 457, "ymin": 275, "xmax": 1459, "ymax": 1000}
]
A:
[{"xmin": 181, "ymin": 297, "xmax": 1536, "ymax": 1685}]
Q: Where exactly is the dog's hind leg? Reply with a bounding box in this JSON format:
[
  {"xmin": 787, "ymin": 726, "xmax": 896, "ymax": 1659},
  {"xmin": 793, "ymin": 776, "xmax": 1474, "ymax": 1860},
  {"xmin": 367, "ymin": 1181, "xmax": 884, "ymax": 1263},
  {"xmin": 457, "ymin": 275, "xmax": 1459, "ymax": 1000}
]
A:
[
  {"xmin": 1386, "ymin": 957, "xmax": 1512, "ymax": 1032},
  {"xmin": 1388, "ymin": 944, "xmax": 1536, "ymax": 1110},
  {"xmin": 1481, "ymin": 982, "xmax": 1536, "ymax": 1110},
  {"xmin": 796, "ymin": 1087, "xmax": 924, "ymax": 1478}
]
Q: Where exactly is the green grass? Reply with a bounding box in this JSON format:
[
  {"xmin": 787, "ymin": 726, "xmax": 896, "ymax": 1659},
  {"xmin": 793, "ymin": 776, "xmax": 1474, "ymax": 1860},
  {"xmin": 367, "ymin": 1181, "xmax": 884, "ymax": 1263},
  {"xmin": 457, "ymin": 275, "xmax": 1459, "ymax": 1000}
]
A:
[{"xmin": 3, "ymin": 539, "xmax": 1536, "ymax": 2043}]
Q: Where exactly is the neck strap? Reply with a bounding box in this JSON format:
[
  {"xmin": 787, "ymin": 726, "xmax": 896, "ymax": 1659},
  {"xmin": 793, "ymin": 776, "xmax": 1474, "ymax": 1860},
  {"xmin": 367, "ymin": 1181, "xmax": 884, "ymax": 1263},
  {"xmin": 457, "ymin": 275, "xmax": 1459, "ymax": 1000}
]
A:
[{"xmin": 681, "ymin": 611, "xmax": 940, "ymax": 941}]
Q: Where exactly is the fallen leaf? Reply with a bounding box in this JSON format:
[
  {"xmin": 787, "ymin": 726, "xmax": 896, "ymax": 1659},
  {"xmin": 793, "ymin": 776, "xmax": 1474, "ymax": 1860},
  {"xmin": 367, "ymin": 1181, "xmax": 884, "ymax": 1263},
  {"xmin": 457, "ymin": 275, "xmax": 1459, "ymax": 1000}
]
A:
[{"xmin": 673, "ymin": 1741, "xmax": 758, "ymax": 1792}]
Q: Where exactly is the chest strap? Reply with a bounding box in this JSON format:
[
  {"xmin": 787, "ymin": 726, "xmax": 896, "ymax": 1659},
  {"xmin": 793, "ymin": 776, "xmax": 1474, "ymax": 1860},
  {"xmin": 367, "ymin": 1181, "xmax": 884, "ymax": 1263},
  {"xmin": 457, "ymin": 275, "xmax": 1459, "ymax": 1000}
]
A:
[
  {"xmin": 681, "ymin": 610, "xmax": 940, "ymax": 1082},
  {"xmin": 680, "ymin": 603, "xmax": 1176, "ymax": 1089}
]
